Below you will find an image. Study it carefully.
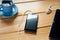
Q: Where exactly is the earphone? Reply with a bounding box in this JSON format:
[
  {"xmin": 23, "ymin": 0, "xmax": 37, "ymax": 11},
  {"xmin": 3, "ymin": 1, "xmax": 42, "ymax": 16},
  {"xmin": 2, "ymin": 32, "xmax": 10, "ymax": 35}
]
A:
[{"xmin": 46, "ymin": 4, "xmax": 52, "ymax": 14}]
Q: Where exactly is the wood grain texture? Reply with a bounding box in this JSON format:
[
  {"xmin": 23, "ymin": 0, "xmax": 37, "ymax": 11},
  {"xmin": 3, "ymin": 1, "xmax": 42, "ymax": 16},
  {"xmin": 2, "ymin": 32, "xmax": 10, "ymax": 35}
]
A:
[
  {"xmin": 0, "ymin": 1, "xmax": 60, "ymax": 40},
  {"xmin": 0, "ymin": 27, "xmax": 51, "ymax": 40},
  {"xmin": 0, "ymin": 2, "xmax": 58, "ymax": 33},
  {"xmin": 15, "ymin": 1, "xmax": 60, "ymax": 14},
  {"xmin": 0, "ymin": 12, "xmax": 55, "ymax": 34},
  {"xmin": 13, "ymin": 0, "xmax": 60, "ymax": 3},
  {"xmin": 0, "ymin": 0, "xmax": 60, "ymax": 3}
]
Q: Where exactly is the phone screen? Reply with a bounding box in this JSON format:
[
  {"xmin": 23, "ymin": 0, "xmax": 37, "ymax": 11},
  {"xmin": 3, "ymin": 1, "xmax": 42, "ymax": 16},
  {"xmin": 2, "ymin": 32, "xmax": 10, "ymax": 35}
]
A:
[
  {"xmin": 49, "ymin": 9, "xmax": 60, "ymax": 38},
  {"xmin": 25, "ymin": 14, "xmax": 38, "ymax": 32}
]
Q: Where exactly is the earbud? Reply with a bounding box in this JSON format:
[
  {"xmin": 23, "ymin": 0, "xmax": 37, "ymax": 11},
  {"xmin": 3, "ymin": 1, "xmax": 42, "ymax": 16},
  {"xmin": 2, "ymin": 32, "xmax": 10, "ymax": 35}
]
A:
[
  {"xmin": 46, "ymin": 8, "xmax": 52, "ymax": 14},
  {"xmin": 46, "ymin": 5, "xmax": 52, "ymax": 14}
]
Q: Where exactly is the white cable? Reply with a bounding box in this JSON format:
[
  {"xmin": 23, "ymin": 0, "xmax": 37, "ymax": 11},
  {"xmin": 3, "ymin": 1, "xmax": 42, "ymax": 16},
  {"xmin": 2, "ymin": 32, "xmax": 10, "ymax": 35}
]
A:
[
  {"xmin": 24, "ymin": 10, "xmax": 32, "ymax": 15},
  {"xmin": 18, "ymin": 23, "xmax": 20, "ymax": 40}
]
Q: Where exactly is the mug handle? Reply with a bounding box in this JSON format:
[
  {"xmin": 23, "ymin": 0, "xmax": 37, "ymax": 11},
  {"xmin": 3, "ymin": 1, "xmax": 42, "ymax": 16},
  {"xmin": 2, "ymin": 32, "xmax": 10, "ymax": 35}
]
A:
[{"xmin": 12, "ymin": 4, "xmax": 18, "ymax": 15}]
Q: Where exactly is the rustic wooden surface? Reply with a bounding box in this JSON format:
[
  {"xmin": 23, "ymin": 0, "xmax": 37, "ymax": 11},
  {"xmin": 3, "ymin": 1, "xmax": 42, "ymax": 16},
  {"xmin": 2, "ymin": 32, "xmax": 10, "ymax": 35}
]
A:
[{"xmin": 0, "ymin": 1, "xmax": 60, "ymax": 40}]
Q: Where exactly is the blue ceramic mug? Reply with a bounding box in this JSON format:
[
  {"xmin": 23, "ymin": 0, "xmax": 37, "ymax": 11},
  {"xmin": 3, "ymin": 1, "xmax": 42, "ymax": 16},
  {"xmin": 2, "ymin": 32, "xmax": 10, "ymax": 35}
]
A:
[
  {"xmin": 0, "ymin": 0, "xmax": 18, "ymax": 18},
  {"xmin": 2, "ymin": 3, "xmax": 12, "ymax": 16}
]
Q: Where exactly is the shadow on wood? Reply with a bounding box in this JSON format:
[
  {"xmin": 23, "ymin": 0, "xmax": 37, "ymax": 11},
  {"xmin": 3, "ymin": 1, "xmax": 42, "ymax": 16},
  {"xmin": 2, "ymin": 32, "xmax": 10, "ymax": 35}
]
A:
[
  {"xmin": 24, "ymin": 30, "xmax": 37, "ymax": 35},
  {"xmin": 49, "ymin": 37, "xmax": 60, "ymax": 40},
  {"xmin": 0, "ymin": 13, "xmax": 18, "ymax": 25}
]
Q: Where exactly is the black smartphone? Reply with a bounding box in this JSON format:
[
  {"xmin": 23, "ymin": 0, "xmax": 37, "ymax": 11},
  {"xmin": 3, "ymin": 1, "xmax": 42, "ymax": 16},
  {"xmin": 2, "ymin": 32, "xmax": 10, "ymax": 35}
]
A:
[
  {"xmin": 49, "ymin": 9, "xmax": 60, "ymax": 39},
  {"xmin": 25, "ymin": 14, "xmax": 38, "ymax": 32}
]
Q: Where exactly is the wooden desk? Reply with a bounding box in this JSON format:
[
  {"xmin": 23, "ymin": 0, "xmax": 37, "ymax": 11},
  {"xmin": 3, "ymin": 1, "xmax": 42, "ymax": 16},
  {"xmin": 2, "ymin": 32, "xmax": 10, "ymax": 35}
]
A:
[
  {"xmin": 0, "ymin": 27, "xmax": 51, "ymax": 40},
  {"xmin": 0, "ymin": 1, "xmax": 60, "ymax": 40},
  {"xmin": 0, "ymin": 13, "xmax": 54, "ymax": 40}
]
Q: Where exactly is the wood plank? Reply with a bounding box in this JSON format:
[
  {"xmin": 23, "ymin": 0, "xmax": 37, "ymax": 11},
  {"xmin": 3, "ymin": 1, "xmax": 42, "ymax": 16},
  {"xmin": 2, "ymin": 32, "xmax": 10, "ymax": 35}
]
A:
[
  {"xmin": 0, "ymin": 0, "xmax": 60, "ymax": 3},
  {"xmin": 0, "ymin": 32, "xmax": 18, "ymax": 40},
  {"xmin": 0, "ymin": 1, "xmax": 59, "ymax": 14},
  {"xmin": 0, "ymin": 27, "xmax": 51, "ymax": 40},
  {"xmin": 0, "ymin": 12, "xmax": 55, "ymax": 34},
  {"xmin": 15, "ymin": 1, "xmax": 60, "ymax": 14},
  {"xmin": 13, "ymin": 0, "xmax": 60, "ymax": 3},
  {"xmin": 20, "ymin": 27, "xmax": 51, "ymax": 40}
]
